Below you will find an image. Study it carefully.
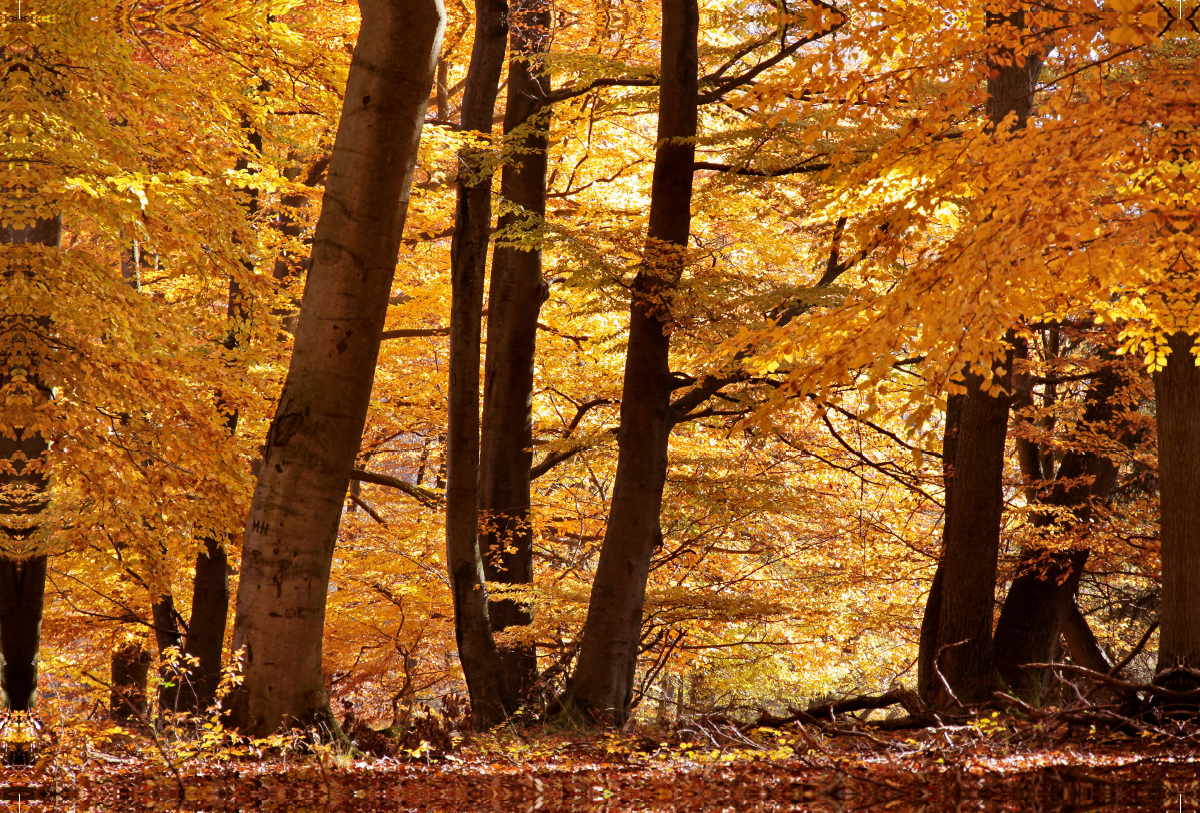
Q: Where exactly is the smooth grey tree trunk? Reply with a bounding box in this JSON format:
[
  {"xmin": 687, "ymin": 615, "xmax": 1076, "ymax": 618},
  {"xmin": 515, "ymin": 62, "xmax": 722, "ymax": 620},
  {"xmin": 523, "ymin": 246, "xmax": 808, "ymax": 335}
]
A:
[
  {"xmin": 478, "ymin": 0, "xmax": 551, "ymax": 709},
  {"xmin": 561, "ymin": 0, "xmax": 699, "ymax": 725},
  {"xmin": 224, "ymin": 0, "xmax": 443, "ymax": 736},
  {"xmin": 445, "ymin": 0, "xmax": 511, "ymax": 729}
]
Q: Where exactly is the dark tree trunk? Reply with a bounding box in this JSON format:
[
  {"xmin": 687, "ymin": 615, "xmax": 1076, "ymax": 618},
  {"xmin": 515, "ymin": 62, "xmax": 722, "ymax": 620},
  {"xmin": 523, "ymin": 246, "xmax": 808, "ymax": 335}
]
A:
[
  {"xmin": 225, "ymin": 0, "xmax": 443, "ymax": 736},
  {"xmin": 169, "ymin": 135, "xmax": 259, "ymax": 716},
  {"xmin": 993, "ymin": 364, "xmax": 1121, "ymax": 703},
  {"xmin": 918, "ymin": 13, "xmax": 1041, "ymax": 708},
  {"xmin": 445, "ymin": 0, "xmax": 511, "ymax": 729},
  {"xmin": 994, "ymin": 547, "xmax": 1088, "ymax": 700},
  {"xmin": 478, "ymin": 0, "xmax": 551, "ymax": 708},
  {"xmin": 1062, "ymin": 602, "xmax": 1113, "ymax": 674},
  {"xmin": 1153, "ymin": 332, "xmax": 1200, "ymax": 692},
  {"xmin": 0, "ymin": 558, "xmax": 48, "ymax": 712},
  {"xmin": 181, "ymin": 536, "xmax": 229, "ymax": 711},
  {"xmin": 151, "ymin": 595, "xmax": 184, "ymax": 714},
  {"xmin": 917, "ymin": 391, "xmax": 962, "ymax": 698},
  {"xmin": 271, "ymin": 153, "xmax": 330, "ymax": 335},
  {"xmin": 0, "ymin": 215, "xmax": 60, "ymax": 715},
  {"xmin": 111, "ymin": 638, "xmax": 151, "ymax": 725},
  {"xmin": 561, "ymin": 0, "xmax": 698, "ymax": 725},
  {"xmin": 927, "ymin": 365, "xmax": 1013, "ymax": 706}
]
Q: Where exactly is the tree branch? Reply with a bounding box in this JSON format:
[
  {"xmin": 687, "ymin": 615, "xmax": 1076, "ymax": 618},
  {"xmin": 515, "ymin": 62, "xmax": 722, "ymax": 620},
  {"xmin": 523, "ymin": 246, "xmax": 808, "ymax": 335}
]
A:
[
  {"xmin": 349, "ymin": 493, "xmax": 390, "ymax": 526},
  {"xmin": 350, "ymin": 469, "xmax": 443, "ymax": 506},
  {"xmin": 696, "ymin": 18, "xmax": 846, "ymax": 105},
  {"xmin": 693, "ymin": 159, "xmax": 831, "ymax": 177}
]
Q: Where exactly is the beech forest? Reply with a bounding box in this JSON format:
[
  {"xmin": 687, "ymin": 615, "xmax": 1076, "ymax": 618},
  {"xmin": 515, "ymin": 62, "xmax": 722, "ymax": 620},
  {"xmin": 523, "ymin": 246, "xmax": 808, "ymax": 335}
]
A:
[{"xmin": 2, "ymin": 0, "xmax": 1200, "ymax": 808}]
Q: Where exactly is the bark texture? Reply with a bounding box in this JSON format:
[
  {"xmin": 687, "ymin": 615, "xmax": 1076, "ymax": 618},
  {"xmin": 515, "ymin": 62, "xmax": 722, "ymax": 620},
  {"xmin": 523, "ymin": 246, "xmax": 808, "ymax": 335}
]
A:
[
  {"xmin": 225, "ymin": 0, "xmax": 443, "ymax": 736},
  {"xmin": 1153, "ymin": 332, "xmax": 1200, "ymax": 691},
  {"xmin": 181, "ymin": 535, "xmax": 229, "ymax": 710},
  {"xmin": 478, "ymin": 0, "xmax": 552, "ymax": 708},
  {"xmin": 1063, "ymin": 602, "xmax": 1113, "ymax": 674},
  {"xmin": 993, "ymin": 363, "xmax": 1121, "ymax": 703},
  {"xmin": 0, "ymin": 215, "xmax": 60, "ymax": 713},
  {"xmin": 151, "ymin": 595, "xmax": 184, "ymax": 713},
  {"xmin": 927, "ymin": 366, "xmax": 1013, "ymax": 706},
  {"xmin": 445, "ymin": 0, "xmax": 511, "ymax": 729},
  {"xmin": 918, "ymin": 15, "xmax": 1041, "ymax": 708},
  {"xmin": 562, "ymin": 0, "xmax": 699, "ymax": 724}
]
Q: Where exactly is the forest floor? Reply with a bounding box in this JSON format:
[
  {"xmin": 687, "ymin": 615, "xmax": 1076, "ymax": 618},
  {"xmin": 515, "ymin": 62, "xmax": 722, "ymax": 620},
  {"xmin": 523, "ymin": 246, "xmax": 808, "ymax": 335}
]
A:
[{"xmin": 1, "ymin": 716, "xmax": 1199, "ymax": 812}]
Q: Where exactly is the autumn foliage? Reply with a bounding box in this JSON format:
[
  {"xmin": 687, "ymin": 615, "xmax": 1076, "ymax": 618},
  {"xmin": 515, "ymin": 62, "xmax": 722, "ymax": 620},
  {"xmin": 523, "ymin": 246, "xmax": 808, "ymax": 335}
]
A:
[{"xmin": 1, "ymin": 0, "xmax": 1199, "ymax": 788}]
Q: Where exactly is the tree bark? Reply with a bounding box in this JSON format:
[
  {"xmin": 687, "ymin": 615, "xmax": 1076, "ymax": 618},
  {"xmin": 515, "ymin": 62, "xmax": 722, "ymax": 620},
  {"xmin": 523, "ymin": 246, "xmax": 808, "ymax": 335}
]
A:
[
  {"xmin": 0, "ymin": 558, "xmax": 47, "ymax": 712},
  {"xmin": 178, "ymin": 132, "xmax": 259, "ymax": 713},
  {"xmin": 478, "ymin": 0, "xmax": 551, "ymax": 709},
  {"xmin": 151, "ymin": 595, "xmax": 184, "ymax": 714},
  {"xmin": 1062, "ymin": 602, "xmax": 1113, "ymax": 674},
  {"xmin": 181, "ymin": 535, "xmax": 229, "ymax": 711},
  {"xmin": 993, "ymin": 364, "xmax": 1121, "ymax": 703},
  {"xmin": 918, "ymin": 12, "xmax": 1041, "ymax": 708},
  {"xmin": 0, "ymin": 215, "xmax": 60, "ymax": 714},
  {"xmin": 917, "ymin": 392, "xmax": 962, "ymax": 698},
  {"xmin": 561, "ymin": 0, "xmax": 699, "ymax": 725},
  {"xmin": 224, "ymin": 0, "xmax": 443, "ymax": 736},
  {"xmin": 927, "ymin": 365, "xmax": 1013, "ymax": 706},
  {"xmin": 1153, "ymin": 332, "xmax": 1200, "ymax": 692},
  {"xmin": 111, "ymin": 638, "xmax": 151, "ymax": 725},
  {"xmin": 445, "ymin": 0, "xmax": 511, "ymax": 729}
]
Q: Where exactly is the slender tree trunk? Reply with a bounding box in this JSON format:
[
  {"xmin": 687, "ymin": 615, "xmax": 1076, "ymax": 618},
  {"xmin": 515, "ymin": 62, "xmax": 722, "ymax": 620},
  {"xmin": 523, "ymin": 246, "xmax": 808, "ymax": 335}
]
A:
[
  {"xmin": 0, "ymin": 215, "xmax": 60, "ymax": 715},
  {"xmin": 271, "ymin": 153, "xmax": 331, "ymax": 335},
  {"xmin": 917, "ymin": 392, "xmax": 962, "ymax": 698},
  {"xmin": 181, "ymin": 536, "xmax": 229, "ymax": 710},
  {"xmin": 225, "ymin": 0, "xmax": 443, "ymax": 736},
  {"xmin": 561, "ymin": 0, "xmax": 699, "ymax": 725},
  {"xmin": 478, "ymin": 0, "xmax": 551, "ymax": 708},
  {"xmin": 918, "ymin": 13, "xmax": 1041, "ymax": 708},
  {"xmin": 111, "ymin": 638, "xmax": 151, "ymax": 725},
  {"xmin": 180, "ymin": 129, "xmax": 260, "ymax": 713},
  {"xmin": 993, "ymin": 365, "xmax": 1121, "ymax": 703},
  {"xmin": 445, "ymin": 0, "xmax": 511, "ymax": 729},
  {"xmin": 1153, "ymin": 332, "xmax": 1200, "ymax": 692},
  {"xmin": 115, "ymin": 232, "xmax": 195, "ymax": 715},
  {"xmin": 151, "ymin": 595, "xmax": 184, "ymax": 713}
]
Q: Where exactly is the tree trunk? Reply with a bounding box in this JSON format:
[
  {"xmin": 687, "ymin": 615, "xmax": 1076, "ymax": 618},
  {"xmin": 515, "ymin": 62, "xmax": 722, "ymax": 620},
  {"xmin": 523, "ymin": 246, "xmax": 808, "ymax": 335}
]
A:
[
  {"xmin": 224, "ymin": 0, "xmax": 443, "ymax": 736},
  {"xmin": 151, "ymin": 595, "xmax": 184, "ymax": 714},
  {"xmin": 1153, "ymin": 332, "xmax": 1200, "ymax": 692},
  {"xmin": 478, "ymin": 0, "xmax": 551, "ymax": 709},
  {"xmin": 0, "ymin": 215, "xmax": 60, "ymax": 714},
  {"xmin": 927, "ymin": 365, "xmax": 1013, "ymax": 706},
  {"xmin": 561, "ymin": 0, "xmax": 698, "ymax": 725},
  {"xmin": 445, "ymin": 0, "xmax": 511, "ymax": 729},
  {"xmin": 993, "ymin": 364, "xmax": 1121, "ymax": 703},
  {"xmin": 917, "ymin": 391, "xmax": 962, "ymax": 698},
  {"xmin": 0, "ymin": 558, "xmax": 48, "ymax": 712},
  {"xmin": 181, "ymin": 536, "xmax": 229, "ymax": 711},
  {"xmin": 918, "ymin": 13, "xmax": 1041, "ymax": 708},
  {"xmin": 111, "ymin": 638, "xmax": 151, "ymax": 725},
  {"xmin": 1062, "ymin": 602, "xmax": 1113, "ymax": 674}
]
